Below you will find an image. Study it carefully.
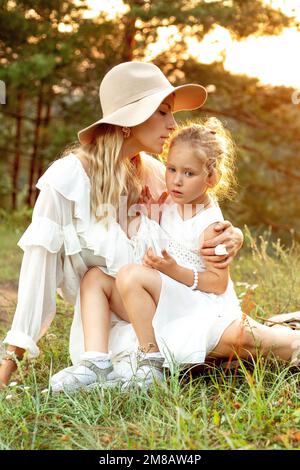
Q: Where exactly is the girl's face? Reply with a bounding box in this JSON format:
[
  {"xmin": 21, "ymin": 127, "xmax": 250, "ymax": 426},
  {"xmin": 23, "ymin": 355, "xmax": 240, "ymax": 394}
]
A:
[
  {"xmin": 166, "ymin": 142, "xmax": 211, "ymax": 206},
  {"xmin": 129, "ymin": 95, "xmax": 176, "ymax": 154}
]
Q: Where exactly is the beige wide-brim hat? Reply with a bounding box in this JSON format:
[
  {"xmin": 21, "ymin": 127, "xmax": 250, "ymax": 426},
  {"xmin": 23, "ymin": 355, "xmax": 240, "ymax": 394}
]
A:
[{"xmin": 78, "ymin": 61, "xmax": 207, "ymax": 145}]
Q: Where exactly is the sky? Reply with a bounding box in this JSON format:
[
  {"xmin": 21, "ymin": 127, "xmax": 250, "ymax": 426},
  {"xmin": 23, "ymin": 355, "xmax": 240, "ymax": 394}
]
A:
[{"xmin": 83, "ymin": 0, "xmax": 300, "ymax": 89}]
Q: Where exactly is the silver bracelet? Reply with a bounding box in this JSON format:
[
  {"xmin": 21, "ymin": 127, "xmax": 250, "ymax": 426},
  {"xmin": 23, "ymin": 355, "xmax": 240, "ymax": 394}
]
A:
[{"xmin": 190, "ymin": 268, "xmax": 198, "ymax": 290}]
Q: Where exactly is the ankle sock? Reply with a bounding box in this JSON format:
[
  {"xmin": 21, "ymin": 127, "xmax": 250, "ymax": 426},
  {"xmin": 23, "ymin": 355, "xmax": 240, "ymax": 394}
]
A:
[
  {"xmin": 136, "ymin": 351, "xmax": 164, "ymax": 380},
  {"xmin": 80, "ymin": 351, "xmax": 112, "ymax": 368},
  {"xmin": 144, "ymin": 352, "xmax": 163, "ymax": 359}
]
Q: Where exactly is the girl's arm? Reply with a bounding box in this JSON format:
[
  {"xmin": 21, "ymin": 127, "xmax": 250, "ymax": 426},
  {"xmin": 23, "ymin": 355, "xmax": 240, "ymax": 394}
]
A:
[{"xmin": 143, "ymin": 222, "xmax": 229, "ymax": 295}]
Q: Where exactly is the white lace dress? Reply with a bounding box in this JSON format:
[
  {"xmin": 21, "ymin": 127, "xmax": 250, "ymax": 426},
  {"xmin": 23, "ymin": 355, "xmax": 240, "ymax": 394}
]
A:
[{"xmin": 142, "ymin": 204, "xmax": 243, "ymax": 366}]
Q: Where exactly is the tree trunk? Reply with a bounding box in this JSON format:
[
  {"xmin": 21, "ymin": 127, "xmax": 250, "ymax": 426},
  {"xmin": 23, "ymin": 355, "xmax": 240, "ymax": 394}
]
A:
[
  {"xmin": 35, "ymin": 95, "xmax": 52, "ymax": 203},
  {"xmin": 26, "ymin": 88, "xmax": 43, "ymax": 207},
  {"xmin": 12, "ymin": 90, "xmax": 24, "ymax": 210},
  {"xmin": 121, "ymin": 15, "xmax": 136, "ymax": 62}
]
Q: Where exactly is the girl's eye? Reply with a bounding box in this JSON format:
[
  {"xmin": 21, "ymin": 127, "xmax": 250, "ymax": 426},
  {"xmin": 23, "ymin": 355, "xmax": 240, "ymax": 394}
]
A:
[
  {"xmin": 159, "ymin": 110, "xmax": 167, "ymax": 116},
  {"xmin": 185, "ymin": 171, "xmax": 194, "ymax": 177},
  {"xmin": 167, "ymin": 167, "xmax": 176, "ymax": 172}
]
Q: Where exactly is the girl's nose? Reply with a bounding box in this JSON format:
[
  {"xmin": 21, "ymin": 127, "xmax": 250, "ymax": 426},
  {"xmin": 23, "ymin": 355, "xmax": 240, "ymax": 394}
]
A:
[{"xmin": 174, "ymin": 173, "xmax": 183, "ymax": 185}]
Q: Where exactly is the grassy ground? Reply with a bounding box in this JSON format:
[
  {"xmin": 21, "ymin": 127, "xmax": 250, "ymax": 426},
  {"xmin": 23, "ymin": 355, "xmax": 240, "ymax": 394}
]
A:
[{"xmin": 0, "ymin": 222, "xmax": 300, "ymax": 450}]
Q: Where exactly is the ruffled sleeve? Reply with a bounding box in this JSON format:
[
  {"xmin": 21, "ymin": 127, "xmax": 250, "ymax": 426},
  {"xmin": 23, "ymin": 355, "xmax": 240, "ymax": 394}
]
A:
[
  {"xmin": 35, "ymin": 154, "xmax": 91, "ymax": 237},
  {"xmin": 3, "ymin": 154, "xmax": 91, "ymax": 358},
  {"xmin": 18, "ymin": 154, "xmax": 90, "ymax": 255},
  {"xmin": 18, "ymin": 215, "xmax": 81, "ymax": 255}
]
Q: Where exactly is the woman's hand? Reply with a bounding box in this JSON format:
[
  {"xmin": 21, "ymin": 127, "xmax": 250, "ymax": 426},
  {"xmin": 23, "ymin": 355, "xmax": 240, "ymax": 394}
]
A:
[
  {"xmin": 143, "ymin": 247, "xmax": 177, "ymax": 275},
  {"xmin": 200, "ymin": 221, "xmax": 244, "ymax": 269},
  {"xmin": 138, "ymin": 185, "xmax": 168, "ymax": 222}
]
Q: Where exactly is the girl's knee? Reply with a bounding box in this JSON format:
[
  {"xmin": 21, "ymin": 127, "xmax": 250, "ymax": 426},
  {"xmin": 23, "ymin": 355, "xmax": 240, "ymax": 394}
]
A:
[{"xmin": 116, "ymin": 264, "xmax": 142, "ymax": 292}]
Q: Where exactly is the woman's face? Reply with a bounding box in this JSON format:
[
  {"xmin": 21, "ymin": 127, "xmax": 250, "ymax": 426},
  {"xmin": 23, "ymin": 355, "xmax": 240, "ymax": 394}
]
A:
[{"xmin": 130, "ymin": 95, "xmax": 176, "ymax": 154}]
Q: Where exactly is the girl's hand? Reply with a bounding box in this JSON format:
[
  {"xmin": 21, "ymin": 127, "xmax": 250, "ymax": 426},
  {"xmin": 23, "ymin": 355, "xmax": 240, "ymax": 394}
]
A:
[
  {"xmin": 143, "ymin": 247, "xmax": 177, "ymax": 275},
  {"xmin": 200, "ymin": 221, "xmax": 243, "ymax": 269},
  {"xmin": 138, "ymin": 185, "xmax": 168, "ymax": 222}
]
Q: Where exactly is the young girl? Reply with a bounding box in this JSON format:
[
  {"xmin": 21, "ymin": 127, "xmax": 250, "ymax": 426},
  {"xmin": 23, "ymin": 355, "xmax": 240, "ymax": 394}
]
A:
[{"xmin": 115, "ymin": 118, "xmax": 300, "ymax": 388}]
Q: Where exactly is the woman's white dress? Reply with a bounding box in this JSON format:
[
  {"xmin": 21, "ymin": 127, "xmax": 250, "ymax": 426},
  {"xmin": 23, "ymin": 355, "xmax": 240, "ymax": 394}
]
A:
[{"xmin": 2, "ymin": 153, "xmax": 166, "ymax": 370}]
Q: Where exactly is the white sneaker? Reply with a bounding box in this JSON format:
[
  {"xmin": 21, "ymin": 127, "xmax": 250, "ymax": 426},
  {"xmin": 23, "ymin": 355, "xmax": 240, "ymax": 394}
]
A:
[
  {"xmin": 121, "ymin": 355, "xmax": 165, "ymax": 391},
  {"xmin": 265, "ymin": 311, "xmax": 300, "ymax": 329},
  {"xmin": 51, "ymin": 358, "xmax": 121, "ymax": 393}
]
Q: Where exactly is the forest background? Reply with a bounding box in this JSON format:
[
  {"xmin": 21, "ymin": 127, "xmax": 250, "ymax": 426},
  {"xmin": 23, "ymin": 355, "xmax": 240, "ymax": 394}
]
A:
[{"xmin": 0, "ymin": 0, "xmax": 300, "ymax": 242}]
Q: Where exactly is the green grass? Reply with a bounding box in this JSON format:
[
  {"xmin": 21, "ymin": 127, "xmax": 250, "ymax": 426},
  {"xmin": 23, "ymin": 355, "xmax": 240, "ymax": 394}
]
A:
[
  {"xmin": 0, "ymin": 221, "xmax": 300, "ymax": 450},
  {"xmin": 0, "ymin": 225, "xmax": 24, "ymax": 284}
]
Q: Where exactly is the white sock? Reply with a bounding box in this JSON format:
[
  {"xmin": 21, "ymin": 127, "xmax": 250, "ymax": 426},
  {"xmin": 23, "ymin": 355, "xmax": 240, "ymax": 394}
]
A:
[
  {"xmin": 80, "ymin": 351, "xmax": 112, "ymax": 367},
  {"xmin": 144, "ymin": 352, "xmax": 163, "ymax": 359},
  {"xmin": 136, "ymin": 352, "xmax": 163, "ymax": 380}
]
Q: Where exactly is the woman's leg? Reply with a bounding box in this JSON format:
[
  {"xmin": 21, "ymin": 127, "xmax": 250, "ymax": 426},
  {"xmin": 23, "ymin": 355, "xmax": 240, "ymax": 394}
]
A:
[
  {"xmin": 207, "ymin": 315, "xmax": 300, "ymax": 362},
  {"xmin": 50, "ymin": 268, "xmax": 132, "ymax": 392},
  {"xmin": 0, "ymin": 346, "xmax": 25, "ymax": 388},
  {"xmin": 80, "ymin": 267, "xmax": 129, "ymax": 353},
  {"xmin": 116, "ymin": 264, "xmax": 162, "ymax": 352}
]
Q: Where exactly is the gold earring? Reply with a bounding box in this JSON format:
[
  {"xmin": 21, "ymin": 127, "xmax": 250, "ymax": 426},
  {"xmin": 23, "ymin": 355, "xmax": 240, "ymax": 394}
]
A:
[{"xmin": 122, "ymin": 127, "xmax": 131, "ymax": 139}]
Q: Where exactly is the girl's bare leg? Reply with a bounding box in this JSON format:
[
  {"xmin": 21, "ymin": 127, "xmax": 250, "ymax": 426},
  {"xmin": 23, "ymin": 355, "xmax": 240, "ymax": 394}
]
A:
[
  {"xmin": 116, "ymin": 264, "xmax": 162, "ymax": 352},
  {"xmin": 80, "ymin": 267, "xmax": 129, "ymax": 352},
  {"xmin": 117, "ymin": 266, "xmax": 300, "ymax": 376},
  {"xmin": 116, "ymin": 264, "xmax": 165, "ymax": 389},
  {"xmin": 116, "ymin": 265, "xmax": 300, "ymax": 362},
  {"xmin": 207, "ymin": 315, "xmax": 300, "ymax": 362}
]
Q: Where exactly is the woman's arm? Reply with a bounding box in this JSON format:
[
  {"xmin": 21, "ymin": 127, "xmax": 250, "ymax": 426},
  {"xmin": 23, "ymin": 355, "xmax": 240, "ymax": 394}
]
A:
[
  {"xmin": 200, "ymin": 221, "xmax": 243, "ymax": 269},
  {"xmin": 3, "ymin": 246, "xmax": 59, "ymax": 357},
  {"xmin": 143, "ymin": 223, "xmax": 229, "ymax": 295},
  {"xmin": 2, "ymin": 186, "xmax": 71, "ymax": 359}
]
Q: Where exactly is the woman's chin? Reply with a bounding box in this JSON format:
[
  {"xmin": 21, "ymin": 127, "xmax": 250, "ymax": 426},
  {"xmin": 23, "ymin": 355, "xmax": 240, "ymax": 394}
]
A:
[{"xmin": 145, "ymin": 144, "xmax": 163, "ymax": 154}]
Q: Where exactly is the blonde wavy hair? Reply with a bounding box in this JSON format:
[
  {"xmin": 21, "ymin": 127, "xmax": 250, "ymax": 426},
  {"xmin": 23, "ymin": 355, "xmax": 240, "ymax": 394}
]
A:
[
  {"xmin": 63, "ymin": 125, "xmax": 143, "ymax": 223},
  {"xmin": 167, "ymin": 117, "xmax": 237, "ymax": 201}
]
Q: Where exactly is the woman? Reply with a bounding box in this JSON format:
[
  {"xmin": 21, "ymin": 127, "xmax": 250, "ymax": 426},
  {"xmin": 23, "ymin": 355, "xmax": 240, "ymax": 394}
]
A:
[{"xmin": 0, "ymin": 61, "xmax": 243, "ymax": 388}]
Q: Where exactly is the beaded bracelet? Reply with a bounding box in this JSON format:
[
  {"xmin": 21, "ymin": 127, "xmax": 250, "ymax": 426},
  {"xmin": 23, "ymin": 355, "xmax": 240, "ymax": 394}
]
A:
[{"xmin": 190, "ymin": 268, "xmax": 198, "ymax": 290}]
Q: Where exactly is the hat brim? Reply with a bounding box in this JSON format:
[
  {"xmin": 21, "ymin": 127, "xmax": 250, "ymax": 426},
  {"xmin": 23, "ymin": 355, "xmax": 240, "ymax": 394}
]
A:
[{"xmin": 78, "ymin": 83, "xmax": 207, "ymax": 145}]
